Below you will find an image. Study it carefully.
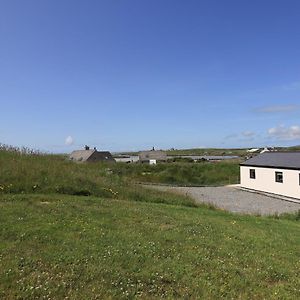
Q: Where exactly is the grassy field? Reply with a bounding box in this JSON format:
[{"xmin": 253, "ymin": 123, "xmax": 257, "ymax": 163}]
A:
[
  {"xmin": 109, "ymin": 161, "xmax": 240, "ymax": 186},
  {"xmin": 0, "ymin": 150, "xmax": 197, "ymax": 206},
  {"xmin": 0, "ymin": 149, "xmax": 240, "ymax": 192},
  {"xmin": 1, "ymin": 194, "xmax": 300, "ymax": 299},
  {"xmin": 118, "ymin": 148, "xmax": 248, "ymax": 157},
  {"xmin": 166, "ymin": 145, "xmax": 300, "ymax": 156},
  {"xmin": 119, "ymin": 145, "xmax": 300, "ymax": 157},
  {"xmin": 166, "ymin": 148, "xmax": 248, "ymax": 156},
  {"xmin": 0, "ymin": 149, "xmax": 299, "ymax": 299}
]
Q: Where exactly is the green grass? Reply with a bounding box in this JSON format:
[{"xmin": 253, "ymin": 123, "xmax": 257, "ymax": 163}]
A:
[
  {"xmin": 118, "ymin": 147, "xmax": 248, "ymax": 157},
  {"xmin": 109, "ymin": 161, "xmax": 240, "ymax": 186},
  {"xmin": 0, "ymin": 149, "xmax": 240, "ymax": 197},
  {"xmin": 119, "ymin": 145, "xmax": 300, "ymax": 157},
  {"xmin": 0, "ymin": 194, "xmax": 299, "ymax": 299},
  {"xmin": 0, "ymin": 150, "xmax": 196, "ymax": 206},
  {"xmin": 165, "ymin": 145, "xmax": 300, "ymax": 156},
  {"xmin": 1, "ymin": 149, "xmax": 299, "ymax": 299},
  {"xmin": 166, "ymin": 148, "xmax": 248, "ymax": 156}
]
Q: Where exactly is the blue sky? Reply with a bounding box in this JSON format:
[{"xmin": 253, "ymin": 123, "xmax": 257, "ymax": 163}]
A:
[{"xmin": 1, "ymin": 0, "xmax": 300, "ymax": 152}]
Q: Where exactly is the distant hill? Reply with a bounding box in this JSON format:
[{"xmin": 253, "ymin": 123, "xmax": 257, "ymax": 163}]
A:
[{"xmin": 117, "ymin": 145, "xmax": 300, "ymax": 157}]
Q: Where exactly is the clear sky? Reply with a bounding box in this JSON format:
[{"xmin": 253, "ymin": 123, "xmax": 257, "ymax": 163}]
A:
[{"xmin": 1, "ymin": 0, "xmax": 300, "ymax": 153}]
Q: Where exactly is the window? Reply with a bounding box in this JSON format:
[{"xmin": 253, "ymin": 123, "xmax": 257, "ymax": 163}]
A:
[
  {"xmin": 249, "ymin": 169, "xmax": 256, "ymax": 179},
  {"xmin": 275, "ymin": 171, "xmax": 283, "ymax": 183}
]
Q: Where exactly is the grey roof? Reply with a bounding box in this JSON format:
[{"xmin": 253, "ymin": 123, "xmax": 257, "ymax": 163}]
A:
[
  {"xmin": 139, "ymin": 150, "xmax": 167, "ymax": 161},
  {"xmin": 240, "ymin": 152, "xmax": 300, "ymax": 169},
  {"xmin": 69, "ymin": 150, "xmax": 95, "ymax": 161},
  {"xmin": 69, "ymin": 150, "xmax": 115, "ymax": 162},
  {"xmin": 90, "ymin": 151, "xmax": 115, "ymax": 162}
]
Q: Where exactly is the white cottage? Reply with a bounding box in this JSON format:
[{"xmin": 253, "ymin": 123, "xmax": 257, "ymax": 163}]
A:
[{"xmin": 240, "ymin": 152, "xmax": 300, "ymax": 199}]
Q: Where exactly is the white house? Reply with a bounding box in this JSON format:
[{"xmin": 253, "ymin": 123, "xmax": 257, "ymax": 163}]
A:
[{"xmin": 240, "ymin": 152, "xmax": 300, "ymax": 199}]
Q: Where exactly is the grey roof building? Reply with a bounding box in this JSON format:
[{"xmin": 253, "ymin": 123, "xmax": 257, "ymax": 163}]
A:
[
  {"xmin": 240, "ymin": 152, "xmax": 300, "ymax": 170},
  {"xmin": 69, "ymin": 147, "xmax": 115, "ymax": 163},
  {"xmin": 240, "ymin": 152, "xmax": 300, "ymax": 200},
  {"xmin": 139, "ymin": 150, "xmax": 167, "ymax": 163}
]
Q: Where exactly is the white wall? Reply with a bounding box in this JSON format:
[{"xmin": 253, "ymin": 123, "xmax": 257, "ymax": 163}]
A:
[
  {"xmin": 240, "ymin": 166, "xmax": 300, "ymax": 199},
  {"xmin": 114, "ymin": 156, "xmax": 139, "ymax": 163}
]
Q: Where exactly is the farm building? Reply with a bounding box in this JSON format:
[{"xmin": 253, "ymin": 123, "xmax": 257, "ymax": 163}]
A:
[
  {"xmin": 139, "ymin": 150, "xmax": 167, "ymax": 164},
  {"xmin": 69, "ymin": 146, "xmax": 115, "ymax": 163},
  {"xmin": 240, "ymin": 152, "xmax": 300, "ymax": 199},
  {"xmin": 114, "ymin": 155, "xmax": 139, "ymax": 163}
]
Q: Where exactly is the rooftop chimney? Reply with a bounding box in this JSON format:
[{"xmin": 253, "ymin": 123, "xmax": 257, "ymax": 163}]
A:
[{"xmin": 85, "ymin": 145, "xmax": 90, "ymax": 150}]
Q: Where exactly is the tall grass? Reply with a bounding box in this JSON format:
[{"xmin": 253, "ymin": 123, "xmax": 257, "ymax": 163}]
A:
[
  {"xmin": 108, "ymin": 161, "xmax": 240, "ymax": 186},
  {"xmin": 0, "ymin": 150, "xmax": 196, "ymax": 207},
  {"xmin": 0, "ymin": 149, "xmax": 240, "ymax": 195}
]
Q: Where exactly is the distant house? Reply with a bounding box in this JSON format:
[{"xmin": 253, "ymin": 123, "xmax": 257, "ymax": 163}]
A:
[
  {"xmin": 114, "ymin": 155, "xmax": 139, "ymax": 163},
  {"xmin": 139, "ymin": 149, "xmax": 167, "ymax": 164},
  {"xmin": 69, "ymin": 146, "xmax": 115, "ymax": 163},
  {"xmin": 240, "ymin": 152, "xmax": 300, "ymax": 199}
]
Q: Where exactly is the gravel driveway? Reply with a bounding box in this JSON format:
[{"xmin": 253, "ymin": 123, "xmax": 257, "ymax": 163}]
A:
[{"xmin": 148, "ymin": 185, "xmax": 300, "ymax": 215}]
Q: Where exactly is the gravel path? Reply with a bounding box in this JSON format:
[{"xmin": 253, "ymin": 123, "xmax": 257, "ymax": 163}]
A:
[{"xmin": 148, "ymin": 185, "xmax": 300, "ymax": 215}]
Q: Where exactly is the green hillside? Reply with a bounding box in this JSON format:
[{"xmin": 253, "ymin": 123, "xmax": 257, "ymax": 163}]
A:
[
  {"xmin": 0, "ymin": 149, "xmax": 299, "ymax": 299},
  {"xmin": 0, "ymin": 148, "xmax": 240, "ymax": 190}
]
